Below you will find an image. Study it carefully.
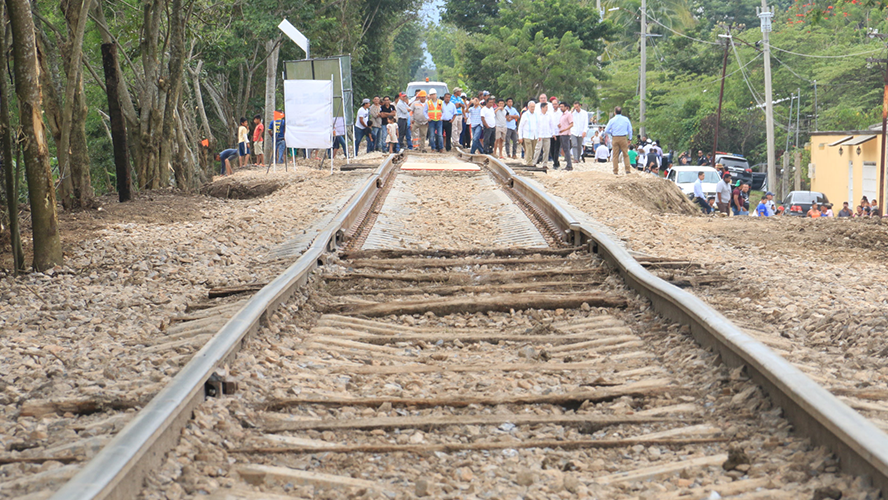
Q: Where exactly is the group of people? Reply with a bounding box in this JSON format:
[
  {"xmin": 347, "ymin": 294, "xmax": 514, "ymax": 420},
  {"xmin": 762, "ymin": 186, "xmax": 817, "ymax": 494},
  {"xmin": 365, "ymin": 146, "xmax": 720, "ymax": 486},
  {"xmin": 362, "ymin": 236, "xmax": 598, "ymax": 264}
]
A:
[
  {"xmin": 677, "ymin": 150, "xmax": 712, "ymax": 166},
  {"xmin": 815, "ymin": 197, "xmax": 882, "ymax": 218},
  {"xmin": 352, "ymin": 90, "xmax": 600, "ymax": 171},
  {"xmin": 215, "ymin": 115, "xmax": 287, "ymax": 176},
  {"xmin": 691, "ymin": 168, "xmax": 778, "ymax": 217},
  {"xmin": 352, "ymin": 90, "xmax": 475, "ymax": 155}
]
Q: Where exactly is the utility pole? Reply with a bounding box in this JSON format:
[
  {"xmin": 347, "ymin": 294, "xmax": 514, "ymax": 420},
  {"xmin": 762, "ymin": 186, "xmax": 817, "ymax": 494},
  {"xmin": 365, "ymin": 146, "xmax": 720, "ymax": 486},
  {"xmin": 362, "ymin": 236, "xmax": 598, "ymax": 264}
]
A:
[
  {"xmin": 867, "ymin": 48, "xmax": 888, "ymax": 216},
  {"xmin": 782, "ymin": 92, "xmax": 794, "ymax": 199},
  {"xmin": 795, "ymin": 87, "xmax": 801, "ymax": 147},
  {"xmin": 712, "ymin": 30, "xmax": 731, "ymax": 164},
  {"xmin": 758, "ymin": 0, "xmax": 776, "ymax": 196},
  {"xmin": 813, "ymin": 80, "xmax": 818, "ymax": 131},
  {"xmin": 639, "ymin": 0, "xmax": 647, "ymax": 139}
]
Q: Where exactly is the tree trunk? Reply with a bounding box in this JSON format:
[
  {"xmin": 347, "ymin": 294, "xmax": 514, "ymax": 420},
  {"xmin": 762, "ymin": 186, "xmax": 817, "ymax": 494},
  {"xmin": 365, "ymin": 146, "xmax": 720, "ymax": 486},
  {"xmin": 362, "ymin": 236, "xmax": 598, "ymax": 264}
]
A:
[
  {"xmin": 5, "ymin": 0, "xmax": 63, "ymax": 270},
  {"xmin": 159, "ymin": 0, "xmax": 191, "ymax": 191},
  {"xmin": 68, "ymin": 71, "xmax": 92, "ymax": 206},
  {"xmin": 264, "ymin": 39, "xmax": 280, "ymax": 144},
  {"xmin": 0, "ymin": 1, "xmax": 24, "ymax": 273},
  {"xmin": 101, "ymin": 43, "xmax": 132, "ymax": 202},
  {"xmin": 203, "ymin": 77, "xmax": 236, "ymax": 142},
  {"xmin": 189, "ymin": 61, "xmax": 214, "ymax": 181},
  {"xmin": 138, "ymin": 0, "xmax": 163, "ymax": 189},
  {"xmin": 93, "ymin": 0, "xmax": 141, "ymax": 183},
  {"xmin": 56, "ymin": 0, "xmax": 93, "ymax": 209}
]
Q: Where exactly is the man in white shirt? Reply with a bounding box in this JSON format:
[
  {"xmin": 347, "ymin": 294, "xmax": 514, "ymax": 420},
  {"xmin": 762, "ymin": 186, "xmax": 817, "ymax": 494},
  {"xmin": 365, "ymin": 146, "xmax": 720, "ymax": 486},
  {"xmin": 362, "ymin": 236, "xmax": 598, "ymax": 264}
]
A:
[
  {"xmin": 517, "ymin": 101, "xmax": 538, "ymax": 166},
  {"xmin": 570, "ymin": 102, "xmax": 588, "ymax": 163},
  {"xmin": 594, "ymin": 143, "xmax": 609, "ymax": 163},
  {"xmin": 441, "ymin": 93, "xmax": 457, "ymax": 152},
  {"xmin": 480, "ymin": 98, "xmax": 496, "ymax": 154},
  {"xmin": 534, "ymin": 102, "xmax": 553, "ymax": 168},
  {"xmin": 354, "ymin": 98, "xmax": 372, "ymax": 156}
]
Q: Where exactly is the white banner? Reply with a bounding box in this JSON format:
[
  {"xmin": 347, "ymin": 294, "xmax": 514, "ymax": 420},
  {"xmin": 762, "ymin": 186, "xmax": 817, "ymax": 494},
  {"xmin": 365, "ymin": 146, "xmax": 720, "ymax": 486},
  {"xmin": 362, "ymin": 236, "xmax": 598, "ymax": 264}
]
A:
[{"xmin": 284, "ymin": 80, "xmax": 333, "ymax": 149}]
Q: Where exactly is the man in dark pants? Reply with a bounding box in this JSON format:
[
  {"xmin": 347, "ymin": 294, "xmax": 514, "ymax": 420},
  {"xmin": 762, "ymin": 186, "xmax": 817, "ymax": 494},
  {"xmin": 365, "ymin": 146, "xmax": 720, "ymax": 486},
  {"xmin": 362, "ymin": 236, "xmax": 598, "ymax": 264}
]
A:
[
  {"xmin": 481, "ymin": 98, "xmax": 496, "ymax": 154},
  {"xmin": 442, "ymin": 93, "xmax": 456, "ymax": 152},
  {"xmin": 549, "ymin": 97, "xmax": 561, "ymax": 169},
  {"xmin": 395, "ymin": 92, "xmax": 410, "ymax": 151},
  {"xmin": 693, "ymin": 171, "xmax": 712, "ymax": 214}
]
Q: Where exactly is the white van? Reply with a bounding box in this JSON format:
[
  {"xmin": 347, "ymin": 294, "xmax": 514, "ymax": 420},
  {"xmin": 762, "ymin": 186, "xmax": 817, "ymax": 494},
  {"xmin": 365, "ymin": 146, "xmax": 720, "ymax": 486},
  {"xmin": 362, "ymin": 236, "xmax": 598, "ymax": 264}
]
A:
[
  {"xmin": 405, "ymin": 80, "xmax": 449, "ymax": 101},
  {"xmin": 667, "ymin": 166, "xmax": 720, "ymax": 199}
]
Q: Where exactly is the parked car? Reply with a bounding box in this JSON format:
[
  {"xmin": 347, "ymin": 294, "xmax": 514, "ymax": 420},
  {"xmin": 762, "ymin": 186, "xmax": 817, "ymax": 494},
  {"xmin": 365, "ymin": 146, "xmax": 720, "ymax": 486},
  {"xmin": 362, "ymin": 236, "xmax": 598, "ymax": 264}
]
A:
[
  {"xmin": 782, "ymin": 191, "xmax": 831, "ymax": 216},
  {"xmin": 668, "ymin": 166, "xmax": 720, "ymax": 200},
  {"xmin": 714, "ymin": 154, "xmax": 752, "ymax": 187},
  {"xmin": 583, "ymin": 119, "xmax": 600, "ymax": 157}
]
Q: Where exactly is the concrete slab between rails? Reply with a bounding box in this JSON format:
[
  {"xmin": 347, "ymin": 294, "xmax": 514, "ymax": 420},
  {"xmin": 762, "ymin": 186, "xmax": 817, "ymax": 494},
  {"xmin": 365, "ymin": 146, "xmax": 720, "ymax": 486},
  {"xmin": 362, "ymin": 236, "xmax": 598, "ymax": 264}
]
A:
[{"xmin": 48, "ymin": 155, "xmax": 399, "ymax": 500}]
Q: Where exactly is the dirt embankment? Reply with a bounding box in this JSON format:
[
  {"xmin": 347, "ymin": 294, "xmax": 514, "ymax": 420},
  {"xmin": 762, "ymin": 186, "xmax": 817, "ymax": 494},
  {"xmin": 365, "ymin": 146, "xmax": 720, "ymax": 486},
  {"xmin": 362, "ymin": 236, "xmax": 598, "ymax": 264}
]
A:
[{"xmin": 538, "ymin": 168, "xmax": 888, "ymax": 437}]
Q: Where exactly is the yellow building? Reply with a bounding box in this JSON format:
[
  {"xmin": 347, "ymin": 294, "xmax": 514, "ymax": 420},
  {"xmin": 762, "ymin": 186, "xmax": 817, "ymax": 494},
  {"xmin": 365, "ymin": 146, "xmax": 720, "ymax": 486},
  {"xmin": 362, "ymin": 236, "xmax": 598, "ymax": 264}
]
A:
[{"xmin": 809, "ymin": 130, "xmax": 886, "ymax": 207}]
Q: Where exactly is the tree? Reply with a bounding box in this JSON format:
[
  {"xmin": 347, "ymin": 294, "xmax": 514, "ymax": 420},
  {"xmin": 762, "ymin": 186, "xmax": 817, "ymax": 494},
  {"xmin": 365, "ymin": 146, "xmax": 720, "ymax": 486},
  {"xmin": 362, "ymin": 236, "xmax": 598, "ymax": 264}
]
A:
[
  {"xmin": 0, "ymin": 1, "xmax": 24, "ymax": 273},
  {"xmin": 5, "ymin": 0, "xmax": 63, "ymax": 270},
  {"xmin": 33, "ymin": 0, "xmax": 94, "ymax": 210},
  {"xmin": 436, "ymin": 0, "xmax": 613, "ymax": 102},
  {"xmin": 441, "ymin": 0, "xmax": 499, "ymax": 33}
]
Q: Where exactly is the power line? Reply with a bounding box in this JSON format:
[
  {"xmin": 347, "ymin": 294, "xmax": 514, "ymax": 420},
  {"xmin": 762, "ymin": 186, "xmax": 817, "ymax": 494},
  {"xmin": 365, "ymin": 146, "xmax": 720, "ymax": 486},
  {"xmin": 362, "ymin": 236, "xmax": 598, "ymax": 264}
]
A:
[
  {"xmin": 655, "ymin": 52, "xmax": 763, "ymax": 94},
  {"xmin": 770, "ymin": 44, "xmax": 883, "ymax": 59},
  {"xmin": 645, "ymin": 16, "xmax": 720, "ymax": 45},
  {"xmin": 770, "ymin": 53, "xmax": 815, "ymax": 83},
  {"xmin": 731, "ymin": 39, "xmax": 764, "ymax": 106}
]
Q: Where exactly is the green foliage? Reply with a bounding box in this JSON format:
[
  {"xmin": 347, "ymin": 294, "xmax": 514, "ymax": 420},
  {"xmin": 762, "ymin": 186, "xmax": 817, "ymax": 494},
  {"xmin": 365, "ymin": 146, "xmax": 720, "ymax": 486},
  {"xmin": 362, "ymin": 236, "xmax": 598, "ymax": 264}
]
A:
[
  {"xmin": 433, "ymin": 0, "xmax": 614, "ymax": 103},
  {"xmin": 588, "ymin": 0, "xmax": 888, "ymax": 163},
  {"xmin": 441, "ymin": 0, "xmax": 500, "ymax": 33}
]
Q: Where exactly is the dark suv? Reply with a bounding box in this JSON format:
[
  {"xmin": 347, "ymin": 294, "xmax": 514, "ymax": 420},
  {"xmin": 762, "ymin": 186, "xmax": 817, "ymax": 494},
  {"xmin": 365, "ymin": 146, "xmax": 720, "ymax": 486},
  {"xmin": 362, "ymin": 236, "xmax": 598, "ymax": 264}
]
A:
[
  {"xmin": 783, "ymin": 191, "xmax": 831, "ymax": 216},
  {"xmin": 715, "ymin": 154, "xmax": 752, "ymax": 187}
]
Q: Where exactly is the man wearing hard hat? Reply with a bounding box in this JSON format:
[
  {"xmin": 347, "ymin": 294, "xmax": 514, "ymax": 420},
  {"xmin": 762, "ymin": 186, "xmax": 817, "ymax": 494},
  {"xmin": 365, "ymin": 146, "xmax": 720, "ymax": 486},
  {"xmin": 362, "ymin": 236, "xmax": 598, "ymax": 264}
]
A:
[
  {"xmin": 410, "ymin": 90, "xmax": 430, "ymax": 153},
  {"xmin": 426, "ymin": 90, "xmax": 444, "ymax": 153}
]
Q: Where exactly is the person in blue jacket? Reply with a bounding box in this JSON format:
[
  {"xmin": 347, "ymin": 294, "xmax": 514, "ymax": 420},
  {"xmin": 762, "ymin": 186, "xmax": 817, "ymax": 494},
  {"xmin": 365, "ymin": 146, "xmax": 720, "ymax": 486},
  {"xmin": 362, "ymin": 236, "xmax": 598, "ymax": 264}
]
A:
[{"xmin": 215, "ymin": 148, "xmax": 238, "ymax": 175}]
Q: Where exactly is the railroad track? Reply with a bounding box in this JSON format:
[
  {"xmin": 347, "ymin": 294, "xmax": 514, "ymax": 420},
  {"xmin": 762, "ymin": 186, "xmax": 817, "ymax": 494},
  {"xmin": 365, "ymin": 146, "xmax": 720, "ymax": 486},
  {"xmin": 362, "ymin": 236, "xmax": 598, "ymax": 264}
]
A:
[{"xmin": 21, "ymin": 152, "xmax": 888, "ymax": 499}]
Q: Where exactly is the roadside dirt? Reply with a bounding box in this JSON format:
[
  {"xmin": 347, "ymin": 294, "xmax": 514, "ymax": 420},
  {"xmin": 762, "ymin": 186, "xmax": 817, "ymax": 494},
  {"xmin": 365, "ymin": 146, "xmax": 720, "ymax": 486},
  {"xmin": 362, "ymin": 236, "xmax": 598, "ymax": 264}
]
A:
[
  {"xmin": 0, "ymin": 189, "xmax": 207, "ymax": 271},
  {"xmin": 542, "ymin": 170, "xmax": 699, "ymax": 216},
  {"xmin": 540, "ymin": 167, "xmax": 888, "ymax": 435}
]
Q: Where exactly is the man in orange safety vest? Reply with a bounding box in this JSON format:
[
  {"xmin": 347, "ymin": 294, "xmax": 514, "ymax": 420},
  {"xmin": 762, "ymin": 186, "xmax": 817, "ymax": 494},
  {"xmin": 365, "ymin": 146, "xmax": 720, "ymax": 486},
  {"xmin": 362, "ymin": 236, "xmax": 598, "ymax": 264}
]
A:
[{"xmin": 426, "ymin": 90, "xmax": 444, "ymax": 153}]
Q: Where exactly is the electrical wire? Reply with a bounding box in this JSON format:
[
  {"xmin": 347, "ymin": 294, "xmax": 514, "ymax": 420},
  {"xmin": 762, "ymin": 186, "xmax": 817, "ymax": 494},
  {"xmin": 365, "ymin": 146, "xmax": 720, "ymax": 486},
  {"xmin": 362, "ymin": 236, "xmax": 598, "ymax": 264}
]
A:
[
  {"xmin": 645, "ymin": 15, "xmax": 721, "ymax": 45},
  {"xmin": 770, "ymin": 53, "xmax": 815, "ymax": 83},
  {"xmin": 731, "ymin": 39, "xmax": 764, "ymax": 107},
  {"xmin": 770, "ymin": 44, "xmax": 883, "ymax": 59},
  {"xmin": 655, "ymin": 52, "xmax": 763, "ymax": 94}
]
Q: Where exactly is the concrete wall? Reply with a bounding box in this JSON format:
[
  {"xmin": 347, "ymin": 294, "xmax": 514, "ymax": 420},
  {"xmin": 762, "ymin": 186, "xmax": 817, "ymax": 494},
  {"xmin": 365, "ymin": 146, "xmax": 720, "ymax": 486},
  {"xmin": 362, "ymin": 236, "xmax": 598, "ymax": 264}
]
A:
[{"xmin": 810, "ymin": 133, "xmax": 884, "ymax": 208}]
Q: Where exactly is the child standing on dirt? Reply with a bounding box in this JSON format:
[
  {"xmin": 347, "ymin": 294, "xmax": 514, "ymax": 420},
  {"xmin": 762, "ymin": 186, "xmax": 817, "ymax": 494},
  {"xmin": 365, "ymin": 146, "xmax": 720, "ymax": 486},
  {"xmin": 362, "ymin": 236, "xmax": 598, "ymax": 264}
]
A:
[
  {"xmin": 252, "ymin": 114, "xmax": 265, "ymax": 167},
  {"xmin": 237, "ymin": 117, "xmax": 250, "ymax": 168},
  {"xmin": 386, "ymin": 116, "xmax": 399, "ymax": 153}
]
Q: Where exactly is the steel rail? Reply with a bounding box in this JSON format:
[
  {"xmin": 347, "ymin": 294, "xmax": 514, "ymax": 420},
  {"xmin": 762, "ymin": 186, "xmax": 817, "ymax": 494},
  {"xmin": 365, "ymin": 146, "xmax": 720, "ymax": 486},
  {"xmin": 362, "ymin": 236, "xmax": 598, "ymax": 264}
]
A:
[
  {"xmin": 49, "ymin": 155, "xmax": 399, "ymax": 500},
  {"xmin": 463, "ymin": 151, "xmax": 888, "ymax": 492}
]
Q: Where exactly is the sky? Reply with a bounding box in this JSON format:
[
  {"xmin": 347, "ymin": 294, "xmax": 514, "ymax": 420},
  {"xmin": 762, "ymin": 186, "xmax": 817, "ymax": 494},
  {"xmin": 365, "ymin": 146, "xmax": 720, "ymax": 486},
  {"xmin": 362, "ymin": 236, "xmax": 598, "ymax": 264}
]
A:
[{"xmin": 419, "ymin": 0, "xmax": 444, "ymax": 67}]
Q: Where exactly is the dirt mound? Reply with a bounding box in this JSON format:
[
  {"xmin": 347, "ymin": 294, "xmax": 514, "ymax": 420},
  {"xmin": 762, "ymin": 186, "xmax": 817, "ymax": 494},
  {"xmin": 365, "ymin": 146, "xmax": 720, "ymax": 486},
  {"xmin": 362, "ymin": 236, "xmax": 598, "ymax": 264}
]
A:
[
  {"xmin": 798, "ymin": 217, "xmax": 888, "ymax": 252},
  {"xmin": 201, "ymin": 176, "xmax": 289, "ymax": 199},
  {"xmin": 612, "ymin": 175, "xmax": 699, "ymax": 215},
  {"xmin": 544, "ymin": 171, "xmax": 699, "ymax": 216}
]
